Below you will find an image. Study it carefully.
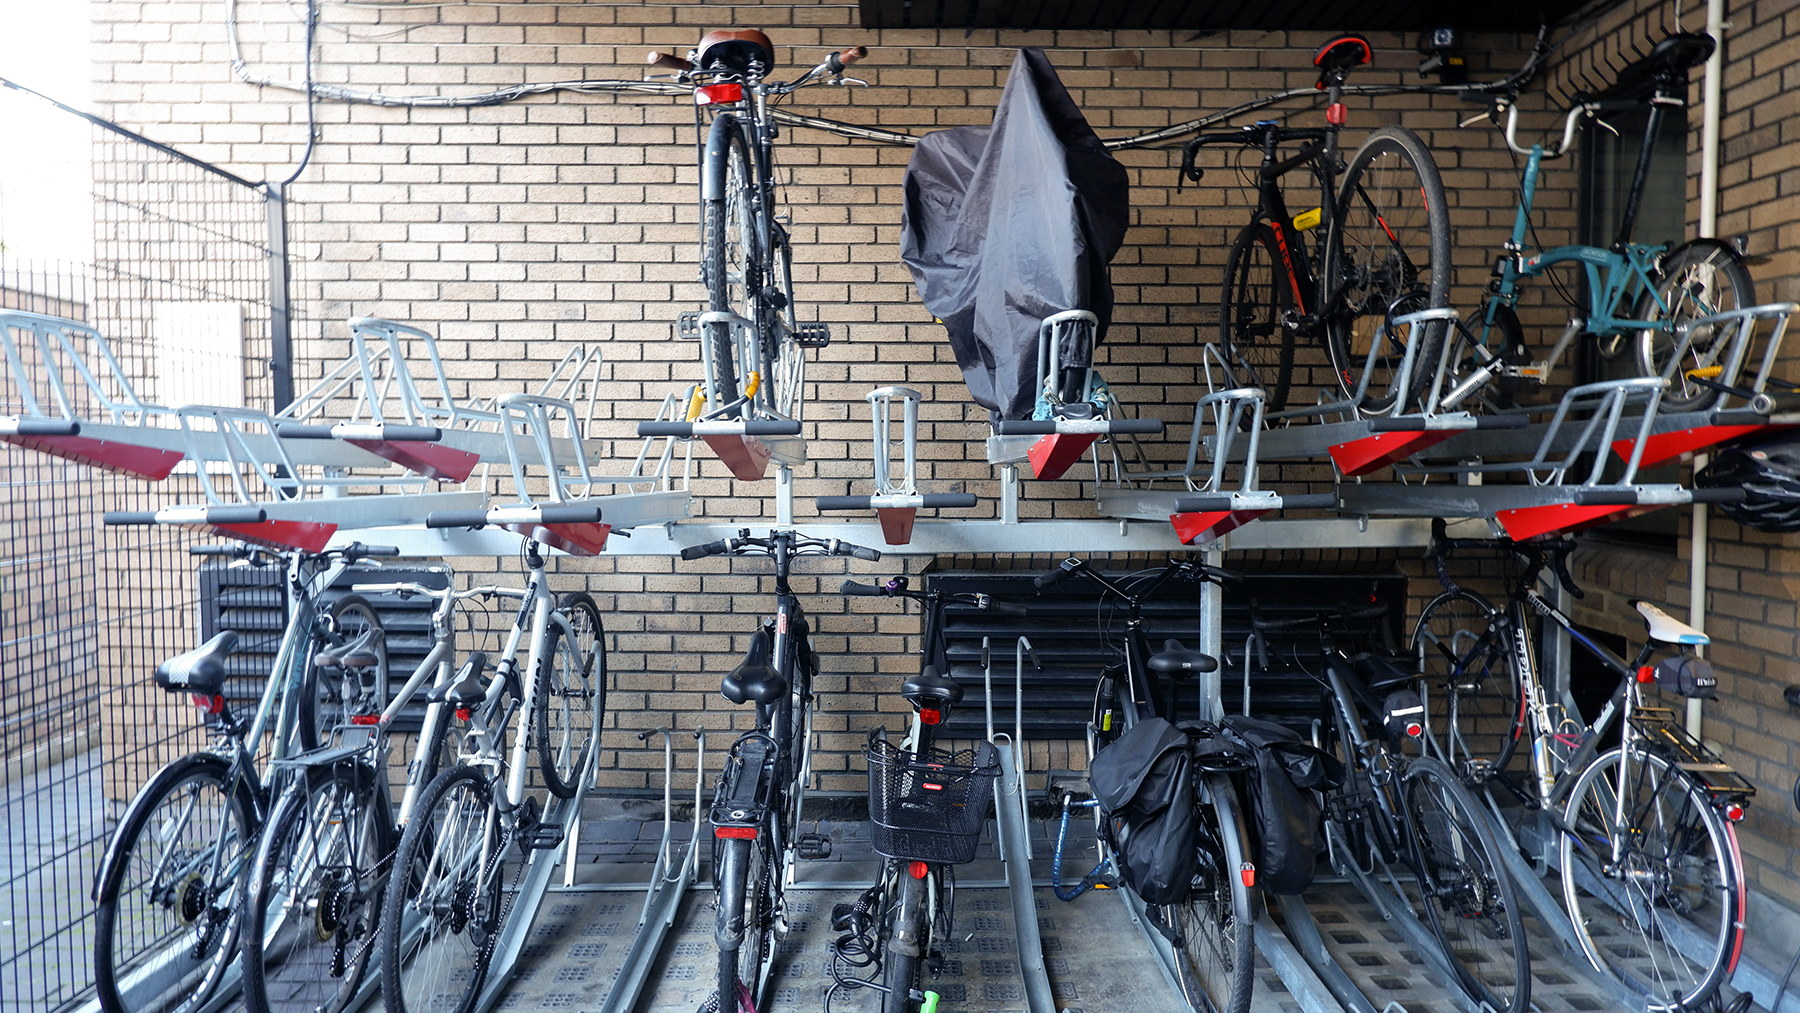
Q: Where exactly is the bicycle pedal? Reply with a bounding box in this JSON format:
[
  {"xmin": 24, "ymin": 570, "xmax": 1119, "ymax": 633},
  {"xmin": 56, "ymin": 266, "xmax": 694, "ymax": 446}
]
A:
[
  {"xmin": 796, "ymin": 833, "xmax": 832, "ymax": 860},
  {"xmin": 522, "ymin": 822, "xmax": 566, "ymax": 850},
  {"xmin": 793, "ymin": 322, "xmax": 831, "ymax": 348},
  {"xmin": 675, "ymin": 311, "xmax": 701, "ymax": 340}
]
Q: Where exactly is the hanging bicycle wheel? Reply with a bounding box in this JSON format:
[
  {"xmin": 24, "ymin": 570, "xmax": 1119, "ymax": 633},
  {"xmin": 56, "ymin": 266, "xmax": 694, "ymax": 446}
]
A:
[
  {"xmin": 1219, "ymin": 221, "xmax": 1296, "ymax": 411},
  {"xmin": 1169, "ymin": 772, "xmax": 1256, "ymax": 1013},
  {"xmin": 701, "ymin": 114, "xmax": 761, "ymax": 417},
  {"xmin": 1401, "ymin": 756, "xmax": 1530, "ymax": 1013},
  {"xmin": 93, "ymin": 753, "xmax": 256, "ymax": 1013},
  {"xmin": 241, "ymin": 762, "xmax": 392, "ymax": 1013},
  {"xmin": 1631, "ymin": 238, "xmax": 1756, "ymax": 413},
  {"xmin": 1560, "ymin": 747, "xmax": 1743, "ymax": 1010},
  {"xmin": 1323, "ymin": 125, "xmax": 1452, "ymax": 414},
  {"xmin": 1411, "ymin": 589, "xmax": 1523, "ymax": 784},
  {"xmin": 534, "ymin": 592, "xmax": 604, "ymax": 798},
  {"xmin": 298, "ymin": 594, "xmax": 388, "ymax": 751}
]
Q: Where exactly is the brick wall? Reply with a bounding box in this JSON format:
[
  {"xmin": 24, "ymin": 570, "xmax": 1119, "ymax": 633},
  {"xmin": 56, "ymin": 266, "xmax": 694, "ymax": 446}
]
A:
[{"xmin": 89, "ymin": 0, "xmax": 1800, "ymax": 910}]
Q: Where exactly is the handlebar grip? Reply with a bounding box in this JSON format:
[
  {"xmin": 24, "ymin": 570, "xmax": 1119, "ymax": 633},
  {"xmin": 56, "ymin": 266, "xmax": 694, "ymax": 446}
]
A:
[
  {"xmin": 1691, "ymin": 487, "xmax": 1748, "ymax": 505},
  {"xmin": 344, "ymin": 543, "xmax": 401, "ymax": 560},
  {"xmin": 273, "ymin": 423, "xmax": 333, "ymax": 439},
  {"xmin": 680, "ymin": 539, "xmax": 732, "ymax": 561},
  {"xmin": 637, "ymin": 422, "xmax": 690, "ymax": 438},
  {"xmin": 1572, "ymin": 489, "xmax": 1638, "ymax": 506},
  {"xmin": 11, "ymin": 418, "xmax": 79, "ymax": 436},
  {"xmin": 815, "ymin": 496, "xmax": 870, "ymax": 511},
  {"xmin": 1550, "ymin": 551, "xmax": 1586, "ymax": 601},
  {"xmin": 837, "ymin": 46, "xmax": 867, "ymax": 66},
  {"xmin": 990, "ymin": 599, "xmax": 1030, "ymax": 616},
  {"xmin": 426, "ymin": 510, "xmax": 491, "ymax": 529},
  {"xmin": 1034, "ymin": 560, "xmax": 1079, "ymax": 589},
  {"xmin": 1201, "ymin": 564, "xmax": 1245, "ymax": 584},
  {"xmin": 841, "ymin": 542, "xmax": 882, "ymax": 561},
  {"xmin": 104, "ymin": 511, "xmax": 157, "ymax": 525},
  {"xmin": 993, "ymin": 421, "xmax": 1055, "ymax": 435},
  {"xmin": 920, "ymin": 493, "xmax": 978, "ymax": 508},
  {"xmin": 742, "ymin": 420, "xmax": 803, "ymax": 436},
  {"xmin": 535, "ymin": 505, "xmax": 604, "ymax": 524},
  {"xmin": 840, "ymin": 580, "xmax": 885, "ymax": 596},
  {"xmin": 647, "ymin": 51, "xmax": 694, "ymax": 72}
]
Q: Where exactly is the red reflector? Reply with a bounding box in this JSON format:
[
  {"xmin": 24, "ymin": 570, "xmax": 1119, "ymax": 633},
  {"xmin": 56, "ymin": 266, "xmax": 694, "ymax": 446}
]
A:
[
  {"xmin": 190, "ymin": 694, "xmax": 225, "ymax": 715},
  {"xmin": 1240, "ymin": 862, "xmax": 1256, "ymax": 888},
  {"xmin": 694, "ymin": 83, "xmax": 744, "ymax": 106},
  {"xmin": 455, "ymin": 708, "xmax": 472, "ymax": 721},
  {"xmin": 1637, "ymin": 665, "xmax": 1656, "ymax": 684},
  {"xmin": 351, "ymin": 714, "xmax": 380, "ymax": 725},
  {"xmin": 908, "ymin": 861, "xmax": 929, "ymax": 880},
  {"xmin": 1725, "ymin": 803, "xmax": 1746, "ymax": 822},
  {"xmin": 1405, "ymin": 723, "xmax": 1423, "ymax": 738},
  {"xmin": 715, "ymin": 826, "xmax": 758, "ymax": 839},
  {"xmin": 1326, "ymin": 102, "xmax": 1346, "ymax": 126},
  {"xmin": 922, "ymin": 782, "xmax": 944, "ymax": 791},
  {"xmin": 919, "ymin": 708, "xmax": 942, "ymax": 725}
]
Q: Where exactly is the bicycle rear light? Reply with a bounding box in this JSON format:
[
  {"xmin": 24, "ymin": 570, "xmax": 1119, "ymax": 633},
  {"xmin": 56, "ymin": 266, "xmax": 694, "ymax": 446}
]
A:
[
  {"xmin": 908, "ymin": 860, "xmax": 929, "ymax": 880},
  {"xmin": 694, "ymin": 83, "xmax": 744, "ymax": 106},
  {"xmin": 189, "ymin": 693, "xmax": 225, "ymax": 715},
  {"xmin": 918, "ymin": 707, "xmax": 942, "ymax": 725},
  {"xmin": 715, "ymin": 825, "xmax": 758, "ymax": 839}
]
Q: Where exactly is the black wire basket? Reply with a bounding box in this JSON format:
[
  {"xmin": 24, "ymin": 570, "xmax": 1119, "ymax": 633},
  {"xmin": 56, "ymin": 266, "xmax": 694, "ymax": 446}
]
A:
[{"xmin": 865, "ymin": 738, "xmax": 1001, "ymax": 864}]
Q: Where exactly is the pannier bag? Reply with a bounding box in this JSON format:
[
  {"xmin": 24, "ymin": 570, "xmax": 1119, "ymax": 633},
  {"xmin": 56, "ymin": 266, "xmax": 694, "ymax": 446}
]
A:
[
  {"xmin": 1088, "ymin": 716, "xmax": 1195, "ymax": 905},
  {"xmin": 1219, "ymin": 715, "xmax": 1340, "ymax": 895}
]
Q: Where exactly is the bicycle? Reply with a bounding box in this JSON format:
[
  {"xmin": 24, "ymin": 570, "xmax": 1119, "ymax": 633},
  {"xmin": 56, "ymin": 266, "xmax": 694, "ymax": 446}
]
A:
[
  {"xmin": 89, "ymin": 540, "xmax": 398, "ymax": 1013},
  {"xmin": 830, "ymin": 574, "xmax": 1022, "ymax": 1013},
  {"xmin": 1443, "ymin": 32, "xmax": 1755, "ymax": 415},
  {"xmin": 374, "ymin": 536, "xmax": 605, "ymax": 1013},
  {"xmin": 646, "ymin": 31, "xmax": 867, "ymax": 426},
  {"xmin": 1183, "ymin": 34, "xmax": 1452, "ymax": 415},
  {"xmin": 1033, "ymin": 556, "xmax": 1258, "ymax": 1013},
  {"xmin": 1414, "ymin": 519, "xmax": 1754, "ymax": 1009},
  {"xmin": 672, "ymin": 529, "xmax": 880, "ymax": 1013},
  {"xmin": 1254, "ymin": 600, "xmax": 1529, "ymax": 1013}
]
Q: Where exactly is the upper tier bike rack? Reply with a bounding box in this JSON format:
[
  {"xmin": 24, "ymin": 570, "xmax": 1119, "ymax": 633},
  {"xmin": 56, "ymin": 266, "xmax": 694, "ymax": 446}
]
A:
[{"xmin": 814, "ymin": 386, "xmax": 978, "ymax": 544}]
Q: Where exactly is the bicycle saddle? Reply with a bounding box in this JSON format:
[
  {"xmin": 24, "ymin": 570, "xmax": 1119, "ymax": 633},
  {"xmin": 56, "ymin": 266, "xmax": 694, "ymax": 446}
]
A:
[
  {"xmin": 427, "ymin": 651, "xmax": 490, "ymax": 706},
  {"xmin": 1313, "ymin": 34, "xmax": 1372, "ymax": 74},
  {"xmin": 154, "ymin": 631, "xmax": 239, "ymax": 695},
  {"xmin": 1632, "ymin": 600, "xmax": 1708, "ymax": 646},
  {"xmin": 312, "ymin": 631, "xmax": 384, "ymax": 672},
  {"xmin": 1147, "ymin": 639, "xmax": 1218, "ymax": 677},
  {"xmin": 723, "ymin": 630, "xmax": 788, "ymax": 706},
  {"xmin": 695, "ymin": 29, "xmax": 774, "ymax": 75},
  {"xmin": 1619, "ymin": 32, "xmax": 1715, "ymax": 85},
  {"xmin": 1350, "ymin": 652, "xmax": 1415, "ymax": 693},
  {"xmin": 902, "ymin": 666, "xmax": 964, "ymax": 707}
]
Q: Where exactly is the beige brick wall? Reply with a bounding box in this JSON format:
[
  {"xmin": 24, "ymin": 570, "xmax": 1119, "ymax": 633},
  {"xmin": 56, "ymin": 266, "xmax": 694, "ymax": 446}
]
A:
[{"xmin": 90, "ymin": 0, "xmax": 1800, "ymax": 909}]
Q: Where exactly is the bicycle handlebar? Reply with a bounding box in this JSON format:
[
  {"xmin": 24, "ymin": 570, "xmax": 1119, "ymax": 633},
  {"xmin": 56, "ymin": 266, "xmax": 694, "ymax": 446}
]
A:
[
  {"xmin": 1480, "ymin": 99, "xmax": 1599, "ymax": 160},
  {"xmin": 1427, "ymin": 517, "xmax": 1585, "ymax": 600},
  {"xmin": 840, "ymin": 578, "xmax": 1028, "ymax": 615},
  {"xmin": 681, "ymin": 531, "xmax": 881, "ymax": 562}
]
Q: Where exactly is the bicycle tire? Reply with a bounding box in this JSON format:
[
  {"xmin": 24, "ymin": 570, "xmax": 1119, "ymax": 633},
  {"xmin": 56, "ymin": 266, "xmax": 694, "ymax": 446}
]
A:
[
  {"xmin": 1323, "ymin": 125, "xmax": 1452, "ymax": 414},
  {"xmin": 241, "ymin": 761, "xmax": 393, "ymax": 1013},
  {"xmin": 299, "ymin": 594, "xmax": 388, "ymax": 751},
  {"xmin": 1559, "ymin": 747, "xmax": 1743, "ymax": 1010},
  {"xmin": 533, "ymin": 592, "xmax": 604, "ymax": 798},
  {"xmin": 701, "ymin": 114, "xmax": 760, "ymax": 416},
  {"xmin": 1412, "ymin": 589, "xmax": 1523, "ymax": 784},
  {"xmin": 881, "ymin": 868, "xmax": 929, "ymax": 1013},
  {"xmin": 93, "ymin": 752, "xmax": 256, "ymax": 1013},
  {"xmin": 1400, "ymin": 756, "xmax": 1530, "ymax": 1013},
  {"xmin": 713, "ymin": 833, "xmax": 777, "ymax": 1013},
  {"xmin": 1169, "ymin": 772, "xmax": 1256, "ymax": 1013},
  {"xmin": 1219, "ymin": 221, "xmax": 1297, "ymax": 412},
  {"xmin": 380, "ymin": 764, "xmax": 506, "ymax": 1013},
  {"xmin": 1631, "ymin": 238, "xmax": 1756, "ymax": 413},
  {"xmin": 1446, "ymin": 301, "xmax": 1531, "ymax": 411}
]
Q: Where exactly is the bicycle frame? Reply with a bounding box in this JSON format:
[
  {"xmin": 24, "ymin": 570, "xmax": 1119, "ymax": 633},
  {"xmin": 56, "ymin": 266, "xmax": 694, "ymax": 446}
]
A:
[{"xmin": 1193, "ymin": 124, "xmax": 1340, "ymax": 325}]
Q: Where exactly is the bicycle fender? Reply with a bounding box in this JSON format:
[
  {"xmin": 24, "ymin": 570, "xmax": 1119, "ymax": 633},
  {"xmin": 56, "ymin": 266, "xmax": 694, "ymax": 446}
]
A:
[
  {"xmin": 702, "ymin": 113, "xmax": 743, "ymax": 204},
  {"xmin": 1200, "ymin": 772, "xmax": 1257, "ymax": 927},
  {"xmin": 92, "ymin": 752, "xmax": 250, "ymax": 903}
]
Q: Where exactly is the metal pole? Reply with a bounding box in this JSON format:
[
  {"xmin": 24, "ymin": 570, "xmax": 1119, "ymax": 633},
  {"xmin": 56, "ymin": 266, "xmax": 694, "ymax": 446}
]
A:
[{"xmin": 265, "ymin": 184, "xmax": 295, "ymax": 413}]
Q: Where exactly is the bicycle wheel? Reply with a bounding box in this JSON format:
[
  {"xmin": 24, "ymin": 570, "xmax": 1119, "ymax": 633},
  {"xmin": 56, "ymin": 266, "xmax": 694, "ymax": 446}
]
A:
[
  {"xmin": 1412, "ymin": 590, "xmax": 1523, "ymax": 784},
  {"xmin": 881, "ymin": 867, "xmax": 929, "ymax": 1013},
  {"xmin": 534, "ymin": 592, "xmax": 604, "ymax": 798},
  {"xmin": 1401, "ymin": 756, "xmax": 1530, "ymax": 1013},
  {"xmin": 713, "ymin": 832, "xmax": 777, "ymax": 1013},
  {"xmin": 1324, "ymin": 125, "xmax": 1452, "ymax": 414},
  {"xmin": 241, "ymin": 761, "xmax": 393, "ymax": 1013},
  {"xmin": 1559, "ymin": 747, "xmax": 1742, "ymax": 1010},
  {"xmin": 380, "ymin": 764, "xmax": 507, "ymax": 1013},
  {"xmin": 299, "ymin": 594, "xmax": 388, "ymax": 751},
  {"xmin": 1219, "ymin": 221, "xmax": 1296, "ymax": 412},
  {"xmin": 1169, "ymin": 772, "xmax": 1256, "ymax": 1013},
  {"xmin": 1631, "ymin": 238, "xmax": 1756, "ymax": 413},
  {"xmin": 93, "ymin": 753, "xmax": 256, "ymax": 1013},
  {"xmin": 701, "ymin": 114, "xmax": 760, "ymax": 415},
  {"xmin": 1443, "ymin": 302, "xmax": 1531, "ymax": 411}
]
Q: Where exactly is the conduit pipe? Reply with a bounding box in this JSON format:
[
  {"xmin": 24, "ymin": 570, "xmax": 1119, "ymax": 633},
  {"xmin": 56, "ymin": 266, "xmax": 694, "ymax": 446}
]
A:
[{"xmin": 1689, "ymin": 0, "xmax": 1725, "ymax": 738}]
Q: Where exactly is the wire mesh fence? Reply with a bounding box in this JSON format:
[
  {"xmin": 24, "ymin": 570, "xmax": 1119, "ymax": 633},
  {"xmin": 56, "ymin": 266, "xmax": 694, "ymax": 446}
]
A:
[{"xmin": 0, "ymin": 103, "xmax": 306, "ymax": 1012}]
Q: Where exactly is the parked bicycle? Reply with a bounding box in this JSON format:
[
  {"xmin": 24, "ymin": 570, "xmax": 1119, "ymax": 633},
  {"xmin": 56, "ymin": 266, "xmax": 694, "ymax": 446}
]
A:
[
  {"xmin": 647, "ymin": 31, "xmax": 867, "ymax": 426},
  {"xmin": 1443, "ymin": 32, "xmax": 1754, "ymax": 414},
  {"xmin": 1184, "ymin": 34, "xmax": 1452, "ymax": 415},
  {"xmin": 1414, "ymin": 519, "xmax": 1754, "ymax": 1009},
  {"xmin": 90, "ymin": 540, "xmax": 398, "ymax": 1013},
  {"xmin": 1034, "ymin": 557, "xmax": 1258, "ymax": 1013},
  {"xmin": 375, "ymin": 536, "xmax": 604, "ymax": 1013},
  {"xmin": 829, "ymin": 575, "xmax": 1020, "ymax": 1012},
  {"xmin": 678, "ymin": 529, "xmax": 880, "ymax": 1013},
  {"xmin": 1253, "ymin": 600, "xmax": 1529, "ymax": 1013}
]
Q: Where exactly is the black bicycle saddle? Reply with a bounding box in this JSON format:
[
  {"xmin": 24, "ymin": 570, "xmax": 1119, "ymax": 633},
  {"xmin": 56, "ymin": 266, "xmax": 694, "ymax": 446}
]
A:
[
  {"xmin": 901, "ymin": 665, "xmax": 964, "ymax": 707},
  {"xmin": 427, "ymin": 651, "xmax": 490, "ymax": 706},
  {"xmin": 723, "ymin": 630, "xmax": 788, "ymax": 706},
  {"xmin": 154, "ymin": 631, "xmax": 239, "ymax": 695},
  {"xmin": 1148, "ymin": 639, "xmax": 1218, "ymax": 677},
  {"xmin": 1313, "ymin": 34, "xmax": 1373, "ymax": 74},
  {"xmin": 1351, "ymin": 652, "xmax": 1415, "ymax": 693},
  {"xmin": 1622, "ymin": 32, "xmax": 1716, "ymax": 84}
]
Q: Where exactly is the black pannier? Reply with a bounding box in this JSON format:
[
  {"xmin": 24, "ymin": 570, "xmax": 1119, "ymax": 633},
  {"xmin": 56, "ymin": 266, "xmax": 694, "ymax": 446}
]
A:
[
  {"xmin": 1088, "ymin": 716, "xmax": 1195, "ymax": 905},
  {"xmin": 1218, "ymin": 715, "xmax": 1340, "ymax": 895}
]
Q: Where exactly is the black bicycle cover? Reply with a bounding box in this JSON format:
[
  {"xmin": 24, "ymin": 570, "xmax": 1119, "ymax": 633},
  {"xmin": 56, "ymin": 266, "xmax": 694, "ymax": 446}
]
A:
[{"xmin": 899, "ymin": 48, "xmax": 1130, "ymax": 419}]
